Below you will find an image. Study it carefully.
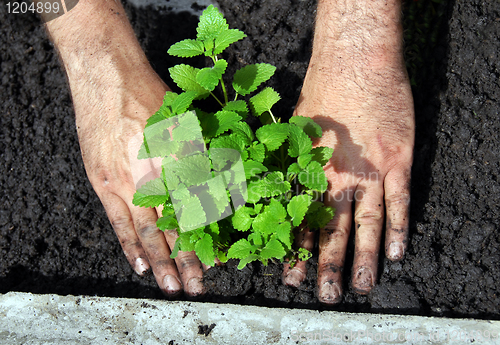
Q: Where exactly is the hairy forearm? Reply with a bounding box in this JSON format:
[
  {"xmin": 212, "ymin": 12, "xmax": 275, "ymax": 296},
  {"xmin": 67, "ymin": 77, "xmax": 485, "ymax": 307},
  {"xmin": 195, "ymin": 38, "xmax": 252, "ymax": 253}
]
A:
[{"xmin": 312, "ymin": 0, "xmax": 404, "ymax": 71}]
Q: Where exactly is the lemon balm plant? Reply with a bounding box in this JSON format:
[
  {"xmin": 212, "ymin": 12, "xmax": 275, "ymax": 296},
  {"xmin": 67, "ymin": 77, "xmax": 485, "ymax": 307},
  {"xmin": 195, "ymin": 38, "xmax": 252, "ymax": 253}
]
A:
[{"xmin": 133, "ymin": 5, "xmax": 334, "ymax": 269}]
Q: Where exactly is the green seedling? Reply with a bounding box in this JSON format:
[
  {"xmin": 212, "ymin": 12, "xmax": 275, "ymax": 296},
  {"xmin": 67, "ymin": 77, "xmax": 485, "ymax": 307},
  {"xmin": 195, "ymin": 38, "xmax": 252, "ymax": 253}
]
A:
[{"xmin": 133, "ymin": 5, "xmax": 335, "ymax": 269}]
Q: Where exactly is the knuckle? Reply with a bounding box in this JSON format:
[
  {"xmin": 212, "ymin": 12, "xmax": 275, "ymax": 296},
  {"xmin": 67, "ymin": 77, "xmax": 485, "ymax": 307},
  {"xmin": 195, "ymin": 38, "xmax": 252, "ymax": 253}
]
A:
[
  {"xmin": 111, "ymin": 216, "xmax": 133, "ymax": 232},
  {"xmin": 175, "ymin": 252, "xmax": 201, "ymax": 271},
  {"xmin": 354, "ymin": 209, "xmax": 384, "ymax": 225},
  {"xmin": 137, "ymin": 224, "xmax": 160, "ymax": 239},
  {"xmin": 324, "ymin": 223, "xmax": 350, "ymax": 238}
]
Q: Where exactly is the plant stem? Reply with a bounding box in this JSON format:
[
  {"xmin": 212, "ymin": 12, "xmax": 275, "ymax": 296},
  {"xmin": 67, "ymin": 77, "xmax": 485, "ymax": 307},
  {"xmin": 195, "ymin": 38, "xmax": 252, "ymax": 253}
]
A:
[
  {"xmin": 220, "ymin": 77, "xmax": 228, "ymax": 105},
  {"xmin": 269, "ymin": 109, "xmax": 277, "ymax": 124},
  {"xmin": 210, "ymin": 91, "xmax": 224, "ymax": 107}
]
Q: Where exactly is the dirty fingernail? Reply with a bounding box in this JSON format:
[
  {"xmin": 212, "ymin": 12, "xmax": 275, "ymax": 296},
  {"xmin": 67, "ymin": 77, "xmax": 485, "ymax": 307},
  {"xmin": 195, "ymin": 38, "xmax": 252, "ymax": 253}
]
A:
[
  {"xmin": 186, "ymin": 277, "xmax": 205, "ymax": 296},
  {"xmin": 318, "ymin": 281, "xmax": 342, "ymax": 304},
  {"xmin": 163, "ymin": 275, "xmax": 182, "ymax": 294},
  {"xmin": 387, "ymin": 242, "xmax": 404, "ymax": 261},
  {"xmin": 134, "ymin": 257, "xmax": 150, "ymax": 276},
  {"xmin": 283, "ymin": 269, "xmax": 305, "ymax": 288},
  {"xmin": 353, "ymin": 267, "xmax": 374, "ymax": 294}
]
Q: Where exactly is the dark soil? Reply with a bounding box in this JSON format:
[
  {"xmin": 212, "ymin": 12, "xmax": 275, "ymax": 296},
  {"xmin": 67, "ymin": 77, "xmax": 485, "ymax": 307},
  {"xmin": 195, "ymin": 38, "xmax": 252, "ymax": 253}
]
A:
[{"xmin": 1, "ymin": 0, "xmax": 499, "ymax": 319}]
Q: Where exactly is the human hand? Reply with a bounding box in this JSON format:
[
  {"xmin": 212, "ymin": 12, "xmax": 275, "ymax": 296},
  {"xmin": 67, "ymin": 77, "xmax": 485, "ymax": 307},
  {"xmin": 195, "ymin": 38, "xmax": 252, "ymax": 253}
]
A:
[
  {"xmin": 283, "ymin": 0, "xmax": 414, "ymax": 304},
  {"xmin": 45, "ymin": 0, "xmax": 205, "ymax": 296}
]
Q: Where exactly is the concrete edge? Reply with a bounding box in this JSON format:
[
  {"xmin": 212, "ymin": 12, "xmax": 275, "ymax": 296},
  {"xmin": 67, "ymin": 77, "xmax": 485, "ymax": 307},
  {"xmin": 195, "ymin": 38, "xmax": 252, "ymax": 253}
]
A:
[{"xmin": 0, "ymin": 292, "xmax": 499, "ymax": 344}]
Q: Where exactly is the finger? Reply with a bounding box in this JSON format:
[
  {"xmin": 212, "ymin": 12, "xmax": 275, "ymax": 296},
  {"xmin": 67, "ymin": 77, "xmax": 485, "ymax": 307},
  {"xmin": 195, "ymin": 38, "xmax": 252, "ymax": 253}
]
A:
[
  {"xmin": 101, "ymin": 192, "xmax": 150, "ymax": 276},
  {"xmin": 163, "ymin": 229, "xmax": 206, "ymax": 297},
  {"xmin": 317, "ymin": 186, "xmax": 354, "ymax": 304},
  {"xmin": 128, "ymin": 202, "xmax": 183, "ymax": 296},
  {"xmin": 282, "ymin": 227, "xmax": 314, "ymax": 288},
  {"xmin": 384, "ymin": 168, "xmax": 411, "ymax": 261},
  {"xmin": 351, "ymin": 181, "xmax": 384, "ymax": 294}
]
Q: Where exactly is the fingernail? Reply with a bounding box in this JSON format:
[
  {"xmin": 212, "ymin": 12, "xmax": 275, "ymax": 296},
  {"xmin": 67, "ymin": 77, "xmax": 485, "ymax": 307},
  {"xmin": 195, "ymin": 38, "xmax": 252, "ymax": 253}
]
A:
[
  {"xmin": 163, "ymin": 275, "xmax": 182, "ymax": 294},
  {"xmin": 283, "ymin": 269, "xmax": 304, "ymax": 288},
  {"xmin": 186, "ymin": 277, "xmax": 205, "ymax": 296},
  {"xmin": 318, "ymin": 281, "xmax": 342, "ymax": 304},
  {"xmin": 353, "ymin": 267, "xmax": 374, "ymax": 294},
  {"xmin": 387, "ymin": 242, "xmax": 404, "ymax": 261},
  {"xmin": 134, "ymin": 258, "xmax": 150, "ymax": 276}
]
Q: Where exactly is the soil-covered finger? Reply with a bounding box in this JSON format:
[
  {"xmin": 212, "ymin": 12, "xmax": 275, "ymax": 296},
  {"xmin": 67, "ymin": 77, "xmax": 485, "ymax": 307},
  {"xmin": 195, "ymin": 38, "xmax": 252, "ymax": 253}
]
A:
[
  {"xmin": 129, "ymin": 205, "xmax": 182, "ymax": 296},
  {"xmin": 384, "ymin": 168, "xmax": 411, "ymax": 261},
  {"xmin": 282, "ymin": 227, "xmax": 314, "ymax": 287},
  {"xmin": 101, "ymin": 192, "xmax": 150, "ymax": 276},
  {"xmin": 351, "ymin": 183, "xmax": 384, "ymax": 294}
]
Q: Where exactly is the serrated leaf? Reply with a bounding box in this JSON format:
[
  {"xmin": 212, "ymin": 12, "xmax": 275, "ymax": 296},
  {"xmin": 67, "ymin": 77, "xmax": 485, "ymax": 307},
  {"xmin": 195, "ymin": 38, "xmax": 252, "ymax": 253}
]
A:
[
  {"xmin": 298, "ymin": 161, "xmax": 328, "ymax": 192},
  {"xmin": 177, "ymin": 195, "xmax": 207, "ymax": 232},
  {"xmin": 276, "ymin": 222, "xmax": 292, "ymax": 249},
  {"xmin": 210, "ymin": 133, "xmax": 246, "ymax": 153},
  {"xmin": 246, "ymin": 179, "xmax": 263, "ymax": 203},
  {"xmin": 256, "ymin": 123, "xmax": 288, "ymax": 151},
  {"xmin": 217, "ymin": 250, "xmax": 228, "ymax": 263},
  {"xmin": 140, "ymin": 134, "xmax": 179, "ymax": 159},
  {"xmin": 249, "ymin": 87, "xmax": 281, "ymax": 116},
  {"xmin": 252, "ymin": 199, "xmax": 287, "ymax": 235},
  {"xmin": 196, "ymin": 59, "xmax": 227, "ymax": 91},
  {"xmin": 289, "ymin": 116, "xmax": 323, "ymax": 138},
  {"xmin": 163, "ymin": 91, "xmax": 179, "ymax": 107},
  {"xmin": 171, "ymin": 91, "xmax": 198, "ymax": 115},
  {"xmin": 288, "ymin": 124, "xmax": 313, "ymax": 158},
  {"xmin": 170, "ymin": 238, "xmax": 181, "ymax": 259},
  {"xmin": 168, "ymin": 39, "xmax": 204, "ymax": 57},
  {"xmin": 231, "ymin": 206, "xmax": 256, "ymax": 231},
  {"xmin": 260, "ymin": 171, "xmax": 291, "ymax": 197},
  {"xmin": 169, "ymin": 64, "xmax": 210, "ymax": 99},
  {"xmin": 224, "ymin": 100, "xmax": 248, "ymax": 118},
  {"xmin": 248, "ymin": 232, "xmax": 263, "ymax": 247},
  {"xmin": 297, "ymin": 153, "xmax": 313, "ymax": 169},
  {"xmin": 195, "ymin": 233, "xmax": 216, "ymax": 266},
  {"xmin": 231, "ymin": 121, "xmax": 254, "ymax": 143},
  {"xmin": 306, "ymin": 205, "xmax": 335, "ymax": 230},
  {"xmin": 232, "ymin": 63, "xmax": 276, "ymax": 96},
  {"xmin": 287, "ymin": 162, "xmax": 302, "ymax": 175},
  {"xmin": 243, "ymin": 159, "xmax": 268, "ymax": 179},
  {"xmin": 197, "ymin": 5, "xmax": 228, "ymax": 42},
  {"xmin": 227, "ymin": 238, "xmax": 253, "ymax": 259},
  {"xmin": 247, "ymin": 142, "xmax": 265, "ymax": 163},
  {"xmin": 311, "ymin": 146, "xmax": 334, "ymax": 166},
  {"xmin": 260, "ymin": 239, "xmax": 286, "ymax": 260},
  {"xmin": 169, "ymin": 154, "xmax": 212, "ymax": 187},
  {"xmin": 214, "ymin": 29, "xmax": 246, "ymax": 55},
  {"xmin": 237, "ymin": 254, "xmax": 259, "ymax": 269},
  {"xmin": 156, "ymin": 213, "xmax": 178, "ymax": 231},
  {"xmin": 171, "ymin": 111, "xmax": 203, "ymax": 142},
  {"xmin": 133, "ymin": 178, "xmax": 168, "ymax": 207},
  {"xmin": 287, "ymin": 194, "xmax": 313, "ymax": 226}
]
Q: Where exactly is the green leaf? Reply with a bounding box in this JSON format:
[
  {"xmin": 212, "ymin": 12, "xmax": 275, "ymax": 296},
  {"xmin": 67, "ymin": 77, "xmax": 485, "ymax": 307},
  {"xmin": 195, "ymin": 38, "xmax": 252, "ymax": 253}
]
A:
[
  {"xmin": 260, "ymin": 171, "xmax": 291, "ymax": 197},
  {"xmin": 298, "ymin": 248, "xmax": 312, "ymax": 261},
  {"xmin": 306, "ymin": 205, "xmax": 335, "ymax": 230},
  {"xmin": 210, "ymin": 133, "xmax": 246, "ymax": 153},
  {"xmin": 156, "ymin": 213, "xmax": 178, "ymax": 231},
  {"xmin": 133, "ymin": 178, "xmax": 168, "ymax": 207},
  {"xmin": 249, "ymin": 87, "xmax": 281, "ymax": 116},
  {"xmin": 260, "ymin": 239, "xmax": 286, "ymax": 260},
  {"xmin": 231, "ymin": 121, "xmax": 254, "ymax": 143},
  {"xmin": 232, "ymin": 63, "xmax": 276, "ymax": 96},
  {"xmin": 227, "ymin": 238, "xmax": 253, "ymax": 259},
  {"xmin": 169, "ymin": 64, "xmax": 210, "ymax": 99},
  {"xmin": 243, "ymin": 159, "xmax": 268, "ymax": 179},
  {"xmin": 298, "ymin": 161, "xmax": 328, "ymax": 192},
  {"xmin": 289, "ymin": 116, "xmax": 323, "ymax": 138},
  {"xmin": 256, "ymin": 123, "xmax": 288, "ymax": 151},
  {"xmin": 224, "ymin": 100, "xmax": 249, "ymax": 118},
  {"xmin": 170, "ymin": 154, "xmax": 212, "ymax": 187},
  {"xmin": 171, "ymin": 91, "xmax": 198, "ymax": 115},
  {"xmin": 170, "ymin": 238, "xmax": 181, "ymax": 259},
  {"xmin": 288, "ymin": 124, "xmax": 313, "ymax": 158},
  {"xmin": 197, "ymin": 5, "xmax": 228, "ymax": 42},
  {"xmin": 171, "ymin": 111, "xmax": 203, "ymax": 142},
  {"xmin": 196, "ymin": 59, "xmax": 228, "ymax": 91},
  {"xmin": 252, "ymin": 199, "xmax": 287, "ymax": 235},
  {"xmin": 195, "ymin": 233, "xmax": 216, "ymax": 266},
  {"xmin": 297, "ymin": 153, "xmax": 313, "ymax": 169},
  {"xmin": 168, "ymin": 39, "xmax": 204, "ymax": 57},
  {"xmin": 247, "ymin": 142, "xmax": 265, "ymax": 163},
  {"xmin": 237, "ymin": 254, "xmax": 259, "ymax": 269},
  {"xmin": 248, "ymin": 232, "xmax": 263, "ymax": 246},
  {"xmin": 231, "ymin": 206, "xmax": 256, "ymax": 231},
  {"xmin": 287, "ymin": 194, "xmax": 313, "ymax": 226},
  {"xmin": 276, "ymin": 222, "xmax": 292, "ymax": 249},
  {"xmin": 177, "ymin": 195, "xmax": 207, "ymax": 232},
  {"xmin": 163, "ymin": 91, "xmax": 179, "ymax": 107},
  {"xmin": 310, "ymin": 146, "xmax": 334, "ymax": 166},
  {"xmin": 287, "ymin": 162, "xmax": 302, "ymax": 175},
  {"xmin": 214, "ymin": 29, "xmax": 246, "ymax": 55}
]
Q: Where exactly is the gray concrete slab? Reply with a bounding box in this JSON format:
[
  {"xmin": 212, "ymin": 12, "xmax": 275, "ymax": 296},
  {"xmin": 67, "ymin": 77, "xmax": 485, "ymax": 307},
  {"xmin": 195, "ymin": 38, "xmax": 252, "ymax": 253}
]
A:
[{"xmin": 0, "ymin": 292, "xmax": 499, "ymax": 344}]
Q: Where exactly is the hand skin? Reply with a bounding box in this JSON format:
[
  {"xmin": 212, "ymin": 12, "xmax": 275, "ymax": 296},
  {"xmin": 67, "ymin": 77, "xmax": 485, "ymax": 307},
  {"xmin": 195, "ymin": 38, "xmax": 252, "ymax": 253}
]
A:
[
  {"xmin": 44, "ymin": 0, "xmax": 205, "ymax": 297},
  {"xmin": 283, "ymin": 0, "xmax": 414, "ymax": 304}
]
